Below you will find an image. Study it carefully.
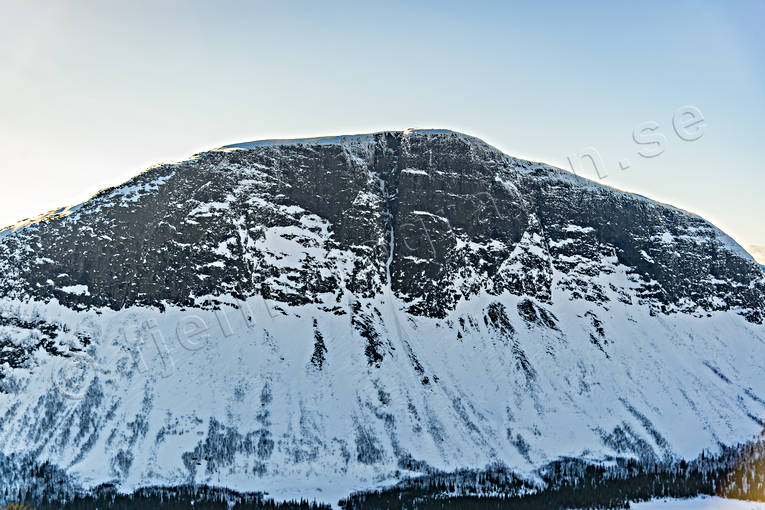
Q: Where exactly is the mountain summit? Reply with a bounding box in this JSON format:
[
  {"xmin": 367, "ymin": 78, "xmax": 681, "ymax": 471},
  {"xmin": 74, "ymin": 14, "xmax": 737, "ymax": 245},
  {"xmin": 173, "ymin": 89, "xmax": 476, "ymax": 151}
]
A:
[{"xmin": 0, "ymin": 130, "xmax": 763, "ymax": 503}]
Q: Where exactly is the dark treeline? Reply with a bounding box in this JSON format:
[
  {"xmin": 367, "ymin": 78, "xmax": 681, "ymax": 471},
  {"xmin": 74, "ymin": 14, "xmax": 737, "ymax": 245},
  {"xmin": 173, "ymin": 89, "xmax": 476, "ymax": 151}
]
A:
[
  {"xmin": 339, "ymin": 437, "xmax": 765, "ymax": 509},
  {"xmin": 3, "ymin": 437, "xmax": 765, "ymax": 509},
  {"xmin": 5, "ymin": 484, "xmax": 330, "ymax": 510}
]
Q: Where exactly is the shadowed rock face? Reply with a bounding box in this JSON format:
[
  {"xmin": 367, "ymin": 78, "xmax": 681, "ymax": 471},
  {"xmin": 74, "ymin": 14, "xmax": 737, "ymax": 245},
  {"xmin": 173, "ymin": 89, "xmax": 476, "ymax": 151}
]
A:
[
  {"xmin": 0, "ymin": 130, "xmax": 764, "ymax": 501},
  {"xmin": 0, "ymin": 130, "xmax": 762, "ymax": 321}
]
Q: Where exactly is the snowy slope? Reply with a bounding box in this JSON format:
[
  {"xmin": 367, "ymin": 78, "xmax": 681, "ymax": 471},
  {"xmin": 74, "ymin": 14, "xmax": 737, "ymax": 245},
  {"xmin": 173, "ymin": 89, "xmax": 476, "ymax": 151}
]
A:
[
  {"xmin": 0, "ymin": 130, "xmax": 763, "ymax": 504},
  {"xmin": 630, "ymin": 497, "xmax": 765, "ymax": 509}
]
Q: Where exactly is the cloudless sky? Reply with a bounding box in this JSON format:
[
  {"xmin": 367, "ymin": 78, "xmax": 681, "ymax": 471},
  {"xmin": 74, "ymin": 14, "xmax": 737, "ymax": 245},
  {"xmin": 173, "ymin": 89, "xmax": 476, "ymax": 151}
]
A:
[{"xmin": 1, "ymin": 1, "xmax": 763, "ymax": 259}]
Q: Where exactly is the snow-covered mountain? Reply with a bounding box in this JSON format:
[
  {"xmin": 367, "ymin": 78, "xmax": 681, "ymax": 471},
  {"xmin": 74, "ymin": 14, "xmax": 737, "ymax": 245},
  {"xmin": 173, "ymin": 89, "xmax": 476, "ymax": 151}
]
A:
[{"xmin": 0, "ymin": 129, "xmax": 763, "ymax": 504}]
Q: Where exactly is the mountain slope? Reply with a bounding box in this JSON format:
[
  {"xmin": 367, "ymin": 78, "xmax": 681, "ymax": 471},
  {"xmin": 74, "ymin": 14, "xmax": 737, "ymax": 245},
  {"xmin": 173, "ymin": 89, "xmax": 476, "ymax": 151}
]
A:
[{"xmin": 0, "ymin": 129, "xmax": 763, "ymax": 503}]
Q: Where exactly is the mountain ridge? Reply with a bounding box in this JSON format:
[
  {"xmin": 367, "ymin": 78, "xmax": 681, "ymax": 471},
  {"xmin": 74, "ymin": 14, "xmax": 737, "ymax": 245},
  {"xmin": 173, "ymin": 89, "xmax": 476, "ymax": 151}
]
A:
[{"xmin": 2, "ymin": 129, "xmax": 756, "ymax": 268}]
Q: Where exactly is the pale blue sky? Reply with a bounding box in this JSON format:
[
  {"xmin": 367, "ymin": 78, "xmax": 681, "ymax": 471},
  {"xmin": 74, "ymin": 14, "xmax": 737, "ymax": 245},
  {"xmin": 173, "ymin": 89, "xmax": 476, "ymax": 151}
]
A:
[{"xmin": 1, "ymin": 1, "xmax": 763, "ymax": 257}]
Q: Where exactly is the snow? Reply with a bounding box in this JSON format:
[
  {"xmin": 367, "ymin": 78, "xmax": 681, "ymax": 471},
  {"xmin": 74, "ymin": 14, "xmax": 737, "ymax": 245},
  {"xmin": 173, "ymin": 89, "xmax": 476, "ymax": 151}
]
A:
[
  {"xmin": 401, "ymin": 168, "xmax": 429, "ymax": 176},
  {"xmin": 352, "ymin": 191, "xmax": 381, "ymax": 208},
  {"xmin": 59, "ymin": 284, "xmax": 90, "ymax": 296},
  {"xmin": 219, "ymin": 133, "xmax": 377, "ymax": 150},
  {"xmin": 712, "ymin": 229, "xmax": 757, "ymax": 263},
  {"xmin": 109, "ymin": 172, "xmax": 175, "ymax": 205},
  {"xmin": 630, "ymin": 496, "xmax": 765, "ymax": 509},
  {"xmin": 657, "ymin": 232, "xmax": 676, "ymax": 244},
  {"xmin": 411, "ymin": 210, "xmax": 449, "ymax": 222},
  {"xmin": 0, "ymin": 262, "xmax": 762, "ymax": 506},
  {"xmin": 403, "ymin": 128, "xmax": 456, "ymax": 135},
  {"xmin": 219, "ymin": 128, "xmax": 475, "ymax": 152},
  {"xmin": 565, "ymin": 224, "xmax": 595, "ymax": 233}
]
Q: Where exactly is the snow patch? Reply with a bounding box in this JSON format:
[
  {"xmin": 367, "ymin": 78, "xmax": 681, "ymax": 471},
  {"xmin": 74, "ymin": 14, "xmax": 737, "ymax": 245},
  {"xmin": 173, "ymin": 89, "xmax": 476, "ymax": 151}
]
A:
[
  {"xmin": 630, "ymin": 496, "xmax": 765, "ymax": 509},
  {"xmin": 59, "ymin": 284, "xmax": 90, "ymax": 296},
  {"xmin": 401, "ymin": 168, "xmax": 429, "ymax": 176}
]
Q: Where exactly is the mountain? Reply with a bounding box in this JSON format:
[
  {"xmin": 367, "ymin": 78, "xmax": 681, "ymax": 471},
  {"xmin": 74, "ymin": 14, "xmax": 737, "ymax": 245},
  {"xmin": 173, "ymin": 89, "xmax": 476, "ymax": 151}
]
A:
[{"xmin": 0, "ymin": 129, "xmax": 763, "ymax": 505}]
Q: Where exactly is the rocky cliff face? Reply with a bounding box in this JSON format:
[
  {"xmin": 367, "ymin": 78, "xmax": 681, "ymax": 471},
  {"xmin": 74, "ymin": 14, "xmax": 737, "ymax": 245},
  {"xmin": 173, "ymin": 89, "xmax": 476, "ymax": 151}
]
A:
[{"xmin": 0, "ymin": 129, "xmax": 763, "ymax": 502}]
